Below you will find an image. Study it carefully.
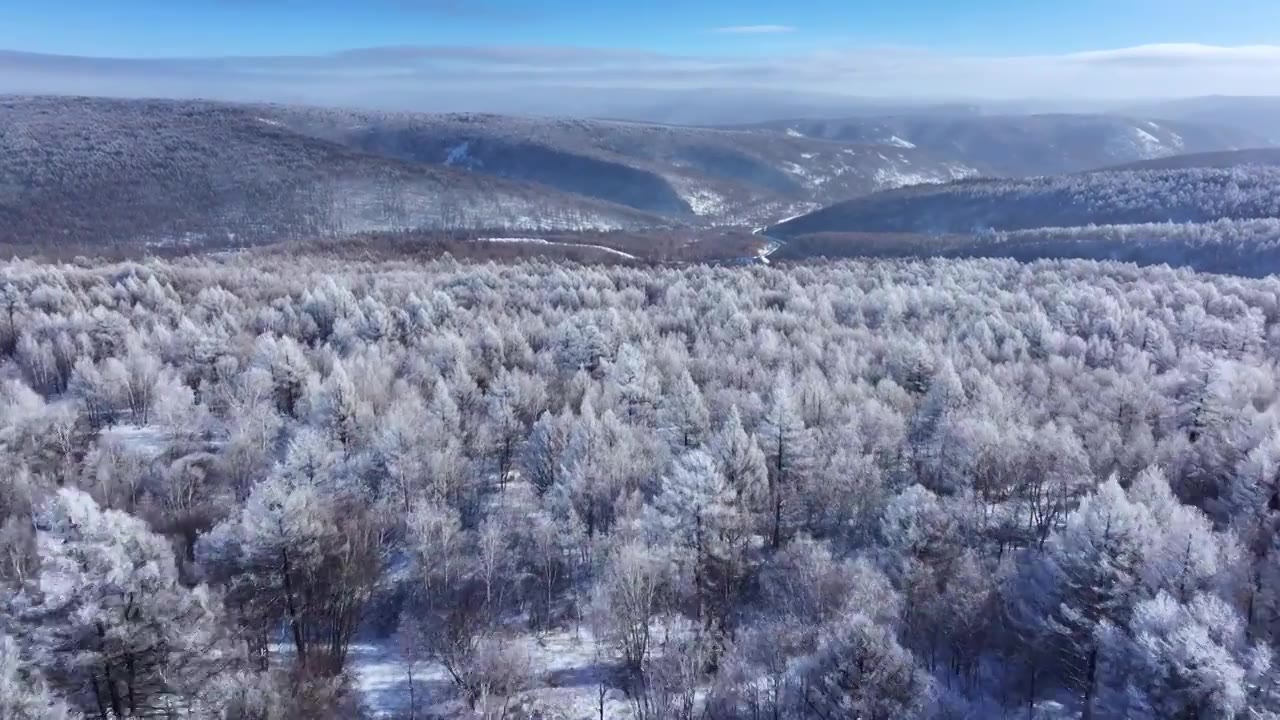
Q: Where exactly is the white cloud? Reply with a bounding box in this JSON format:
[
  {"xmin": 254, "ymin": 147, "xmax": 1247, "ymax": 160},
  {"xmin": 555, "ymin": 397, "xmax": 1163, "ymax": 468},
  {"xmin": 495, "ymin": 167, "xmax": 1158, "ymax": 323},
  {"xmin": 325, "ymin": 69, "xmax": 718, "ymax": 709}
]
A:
[
  {"xmin": 2, "ymin": 43, "xmax": 1279, "ymax": 117},
  {"xmin": 712, "ymin": 25, "xmax": 797, "ymax": 34},
  {"xmin": 1066, "ymin": 43, "xmax": 1280, "ymax": 66}
]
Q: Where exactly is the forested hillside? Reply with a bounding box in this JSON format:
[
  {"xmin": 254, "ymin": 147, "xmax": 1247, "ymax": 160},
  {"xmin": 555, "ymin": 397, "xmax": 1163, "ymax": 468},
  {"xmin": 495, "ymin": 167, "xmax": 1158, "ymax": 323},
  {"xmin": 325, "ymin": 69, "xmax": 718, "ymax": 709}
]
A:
[
  {"xmin": 0, "ymin": 97, "xmax": 668, "ymax": 250},
  {"xmin": 770, "ymin": 165, "xmax": 1280, "ymax": 239},
  {"xmin": 241, "ymin": 105, "xmax": 979, "ymax": 225},
  {"xmin": 2, "ymin": 255, "xmax": 1279, "ymax": 719},
  {"xmin": 774, "ymin": 218, "xmax": 1280, "ymax": 277},
  {"xmin": 1100, "ymin": 147, "xmax": 1280, "ymax": 171},
  {"xmin": 741, "ymin": 113, "xmax": 1270, "ymax": 175}
]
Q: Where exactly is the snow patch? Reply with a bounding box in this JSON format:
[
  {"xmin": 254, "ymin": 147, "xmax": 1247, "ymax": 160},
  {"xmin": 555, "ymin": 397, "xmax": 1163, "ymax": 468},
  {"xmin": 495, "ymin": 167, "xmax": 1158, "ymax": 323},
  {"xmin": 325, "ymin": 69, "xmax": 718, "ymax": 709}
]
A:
[
  {"xmin": 800, "ymin": 152, "xmax": 817, "ymax": 159},
  {"xmin": 478, "ymin": 237, "xmax": 550, "ymax": 245},
  {"xmin": 756, "ymin": 241, "xmax": 782, "ymax": 265},
  {"xmin": 100, "ymin": 424, "xmax": 170, "ymax": 460},
  {"xmin": 478, "ymin": 237, "xmax": 637, "ymax": 260},
  {"xmin": 887, "ymin": 135, "xmax": 917, "ymax": 149},
  {"xmin": 347, "ymin": 629, "xmax": 635, "ymax": 719},
  {"xmin": 572, "ymin": 244, "xmax": 638, "ymax": 260},
  {"xmin": 444, "ymin": 141, "xmax": 472, "ymax": 167},
  {"xmin": 785, "ymin": 128, "xmax": 805, "ymax": 138},
  {"xmin": 1132, "ymin": 127, "xmax": 1164, "ymax": 155},
  {"xmin": 873, "ymin": 168, "xmax": 943, "ymax": 190},
  {"xmin": 349, "ymin": 643, "xmax": 445, "ymax": 718},
  {"xmin": 680, "ymin": 187, "xmax": 729, "ymax": 217},
  {"xmin": 872, "ymin": 161, "xmax": 976, "ymax": 190},
  {"xmin": 254, "ymin": 117, "xmax": 282, "ymax": 127}
]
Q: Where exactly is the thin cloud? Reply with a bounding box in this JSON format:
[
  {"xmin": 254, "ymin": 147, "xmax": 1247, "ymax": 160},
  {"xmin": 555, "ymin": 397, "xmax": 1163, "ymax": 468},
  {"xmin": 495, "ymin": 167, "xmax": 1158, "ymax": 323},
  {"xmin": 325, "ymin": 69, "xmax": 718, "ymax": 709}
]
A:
[
  {"xmin": 712, "ymin": 25, "xmax": 797, "ymax": 34},
  {"xmin": 1066, "ymin": 43, "xmax": 1280, "ymax": 67},
  {"xmin": 2, "ymin": 43, "xmax": 1280, "ymax": 114}
]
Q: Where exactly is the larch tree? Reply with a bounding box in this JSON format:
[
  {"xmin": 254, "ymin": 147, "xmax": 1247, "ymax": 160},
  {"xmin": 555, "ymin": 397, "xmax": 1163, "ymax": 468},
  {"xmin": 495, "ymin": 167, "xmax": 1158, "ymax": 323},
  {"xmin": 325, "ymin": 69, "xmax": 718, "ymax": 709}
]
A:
[{"xmin": 757, "ymin": 379, "xmax": 813, "ymax": 549}]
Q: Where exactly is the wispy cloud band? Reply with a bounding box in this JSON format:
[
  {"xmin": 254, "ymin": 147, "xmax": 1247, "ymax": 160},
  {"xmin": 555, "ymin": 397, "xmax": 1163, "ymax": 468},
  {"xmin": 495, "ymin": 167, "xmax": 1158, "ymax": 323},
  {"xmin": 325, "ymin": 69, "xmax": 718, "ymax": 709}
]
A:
[{"xmin": 1, "ymin": 43, "xmax": 1277, "ymax": 117}]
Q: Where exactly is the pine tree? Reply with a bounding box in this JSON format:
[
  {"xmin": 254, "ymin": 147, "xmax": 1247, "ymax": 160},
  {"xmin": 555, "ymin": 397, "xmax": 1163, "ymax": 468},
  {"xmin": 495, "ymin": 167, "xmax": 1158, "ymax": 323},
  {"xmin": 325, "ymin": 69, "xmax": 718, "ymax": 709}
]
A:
[
  {"xmin": 1040, "ymin": 479, "xmax": 1157, "ymax": 719},
  {"xmin": 757, "ymin": 381, "xmax": 813, "ymax": 548},
  {"xmin": 658, "ymin": 368, "xmax": 710, "ymax": 450},
  {"xmin": 710, "ymin": 406, "xmax": 768, "ymax": 507},
  {"xmin": 647, "ymin": 449, "xmax": 752, "ymax": 630}
]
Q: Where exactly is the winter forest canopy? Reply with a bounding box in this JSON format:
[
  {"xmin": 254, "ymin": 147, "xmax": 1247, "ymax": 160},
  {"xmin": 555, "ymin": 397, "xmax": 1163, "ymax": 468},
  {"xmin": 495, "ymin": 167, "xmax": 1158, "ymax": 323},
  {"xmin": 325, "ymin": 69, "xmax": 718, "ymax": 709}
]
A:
[{"xmin": 2, "ymin": 253, "xmax": 1280, "ymax": 719}]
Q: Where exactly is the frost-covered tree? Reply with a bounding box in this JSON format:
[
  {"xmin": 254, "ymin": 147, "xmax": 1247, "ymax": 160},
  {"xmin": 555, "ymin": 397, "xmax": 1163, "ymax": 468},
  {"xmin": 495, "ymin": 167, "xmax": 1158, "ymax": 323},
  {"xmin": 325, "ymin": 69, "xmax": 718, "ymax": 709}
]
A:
[
  {"xmin": 793, "ymin": 613, "xmax": 932, "ymax": 720},
  {"xmin": 645, "ymin": 449, "xmax": 753, "ymax": 630},
  {"xmin": 757, "ymin": 379, "xmax": 813, "ymax": 548},
  {"xmin": 658, "ymin": 368, "xmax": 710, "ymax": 450},
  {"xmin": 521, "ymin": 408, "xmax": 571, "ymax": 495},
  {"xmin": 709, "ymin": 406, "xmax": 768, "ymax": 508},
  {"xmin": 4, "ymin": 249, "xmax": 1280, "ymax": 718},
  {"xmin": 608, "ymin": 343, "xmax": 660, "ymax": 426},
  {"xmin": 590, "ymin": 540, "xmax": 668, "ymax": 674},
  {"xmin": 10, "ymin": 489, "xmax": 234, "ymax": 718},
  {"xmin": 197, "ymin": 434, "xmax": 384, "ymax": 675},
  {"xmin": 0, "ymin": 633, "xmax": 80, "ymax": 720},
  {"xmin": 1015, "ymin": 478, "xmax": 1157, "ymax": 719},
  {"xmin": 1098, "ymin": 592, "xmax": 1272, "ymax": 719}
]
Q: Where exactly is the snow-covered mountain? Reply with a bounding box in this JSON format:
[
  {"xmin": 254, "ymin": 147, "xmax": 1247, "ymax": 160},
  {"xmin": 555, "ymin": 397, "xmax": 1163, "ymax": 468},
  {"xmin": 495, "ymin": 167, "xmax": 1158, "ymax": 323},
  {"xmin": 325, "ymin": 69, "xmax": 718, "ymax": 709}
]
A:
[
  {"xmin": 770, "ymin": 164, "xmax": 1280, "ymax": 239},
  {"xmin": 253, "ymin": 106, "xmax": 981, "ymax": 226},
  {"xmin": 0, "ymin": 96, "xmax": 670, "ymax": 250},
  {"xmin": 767, "ymin": 150, "xmax": 1280, "ymax": 276},
  {"xmin": 3, "ymin": 96, "xmax": 1273, "ymax": 253},
  {"xmin": 740, "ymin": 114, "xmax": 1271, "ymax": 176}
]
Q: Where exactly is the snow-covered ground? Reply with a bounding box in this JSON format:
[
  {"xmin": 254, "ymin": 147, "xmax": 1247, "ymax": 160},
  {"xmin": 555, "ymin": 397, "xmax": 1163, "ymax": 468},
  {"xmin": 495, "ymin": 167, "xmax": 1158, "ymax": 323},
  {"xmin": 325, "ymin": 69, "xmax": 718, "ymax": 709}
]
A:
[
  {"xmin": 887, "ymin": 135, "xmax": 917, "ymax": 149},
  {"xmin": 444, "ymin": 142, "xmax": 473, "ymax": 167},
  {"xmin": 99, "ymin": 424, "xmax": 171, "ymax": 460},
  {"xmin": 872, "ymin": 162, "xmax": 976, "ymax": 191},
  {"xmin": 350, "ymin": 628, "xmax": 635, "ymax": 719},
  {"xmin": 1132, "ymin": 127, "xmax": 1165, "ymax": 156},
  {"xmin": 782, "ymin": 161, "xmax": 808, "ymax": 177},
  {"xmin": 510, "ymin": 629, "xmax": 635, "ymax": 720},
  {"xmin": 1106, "ymin": 124, "xmax": 1182, "ymax": 160},
  {"xmin": 873, "ymin": 167, "xmax": 949, "ymax": 190},
  {"xmin": 478, "ymin": 238, "xmax": 638, "ymax": 260},
  {"xmin": 348, "ymin": 642, "xmax": 447, "ymax": 718},
  {"xmin": 756, "ymin": 241, "xmax": 782, "ymax": 265},
  {"xmin": 676, "ymin": 186, "xmax": 730, "ymax": 218}
]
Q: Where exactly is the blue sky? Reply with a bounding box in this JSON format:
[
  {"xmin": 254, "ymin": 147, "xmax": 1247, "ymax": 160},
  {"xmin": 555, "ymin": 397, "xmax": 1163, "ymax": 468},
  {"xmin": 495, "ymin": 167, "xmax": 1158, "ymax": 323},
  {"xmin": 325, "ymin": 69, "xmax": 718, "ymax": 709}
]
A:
[
  {"xmin": 2, "ymin": 0, "xmax": 1279, "ymax": 110},
  {"xmin": 3, "ymin": 0, "xmax": 1278, "ymax": 58}
]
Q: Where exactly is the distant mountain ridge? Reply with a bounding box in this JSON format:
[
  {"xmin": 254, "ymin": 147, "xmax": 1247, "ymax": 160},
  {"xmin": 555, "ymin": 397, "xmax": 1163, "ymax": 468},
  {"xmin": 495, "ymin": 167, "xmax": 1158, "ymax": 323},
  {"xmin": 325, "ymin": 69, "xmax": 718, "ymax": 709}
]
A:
[
  {"xmin": 769, "ymin": 165, "xmax": 1280, "ymax": 239},
  {"xmin": 767, "ymin": 147, "xmax": 1280, "ymax": 277},
  {"xmin": 1096, "ymin": 147, "xmax": 1280, "ymax": 172},
  {"xmin": 737, "ymin": 114, "xmax": 1271, "ymax": 176},
  {"xmin": 0, "ymin": 96, "xmax": 668, "ymax": 249},
  {"xmin": 1125, "ymin": 97, "xmax": 1280, "ymax": 144},
  {"xmin": 1, "ymin": 94, "xmax": 1276, "ymax": 252},
  {"xmin": 250, "ymin": 105, "xmax": 981, "ymax": 226}
]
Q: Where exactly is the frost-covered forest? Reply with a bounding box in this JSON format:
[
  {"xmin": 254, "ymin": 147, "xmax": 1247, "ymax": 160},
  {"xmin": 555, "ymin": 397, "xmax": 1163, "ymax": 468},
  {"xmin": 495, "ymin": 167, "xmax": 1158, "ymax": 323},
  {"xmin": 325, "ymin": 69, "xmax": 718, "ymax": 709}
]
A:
[
  {"xmin": 774, "ymin": 218, "xmax": 1280, "ymax": 277},
  {"xmin": 770, "ymin": 166, "xmax": 1280, "ymax": 238},
  {"xmin": 2, "ymin": 255, "xmax": 1280, "ymax": 719}
]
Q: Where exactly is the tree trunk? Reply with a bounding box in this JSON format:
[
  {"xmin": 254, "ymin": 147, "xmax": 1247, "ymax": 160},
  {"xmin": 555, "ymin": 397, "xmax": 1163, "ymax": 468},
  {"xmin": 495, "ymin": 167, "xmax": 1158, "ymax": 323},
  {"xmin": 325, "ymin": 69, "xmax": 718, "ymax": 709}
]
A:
[{"xmin": 1081, "ymin": 647, "xmax": 1098, "ymax": 720}]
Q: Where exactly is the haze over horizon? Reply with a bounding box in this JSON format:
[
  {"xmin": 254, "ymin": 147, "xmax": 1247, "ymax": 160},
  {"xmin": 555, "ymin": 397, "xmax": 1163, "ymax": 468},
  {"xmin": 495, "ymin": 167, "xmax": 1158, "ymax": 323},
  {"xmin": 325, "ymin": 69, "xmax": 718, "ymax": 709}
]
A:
[{"xmin": 2, "ymin": 0, "xmax": 1280, "ymax": 119}]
